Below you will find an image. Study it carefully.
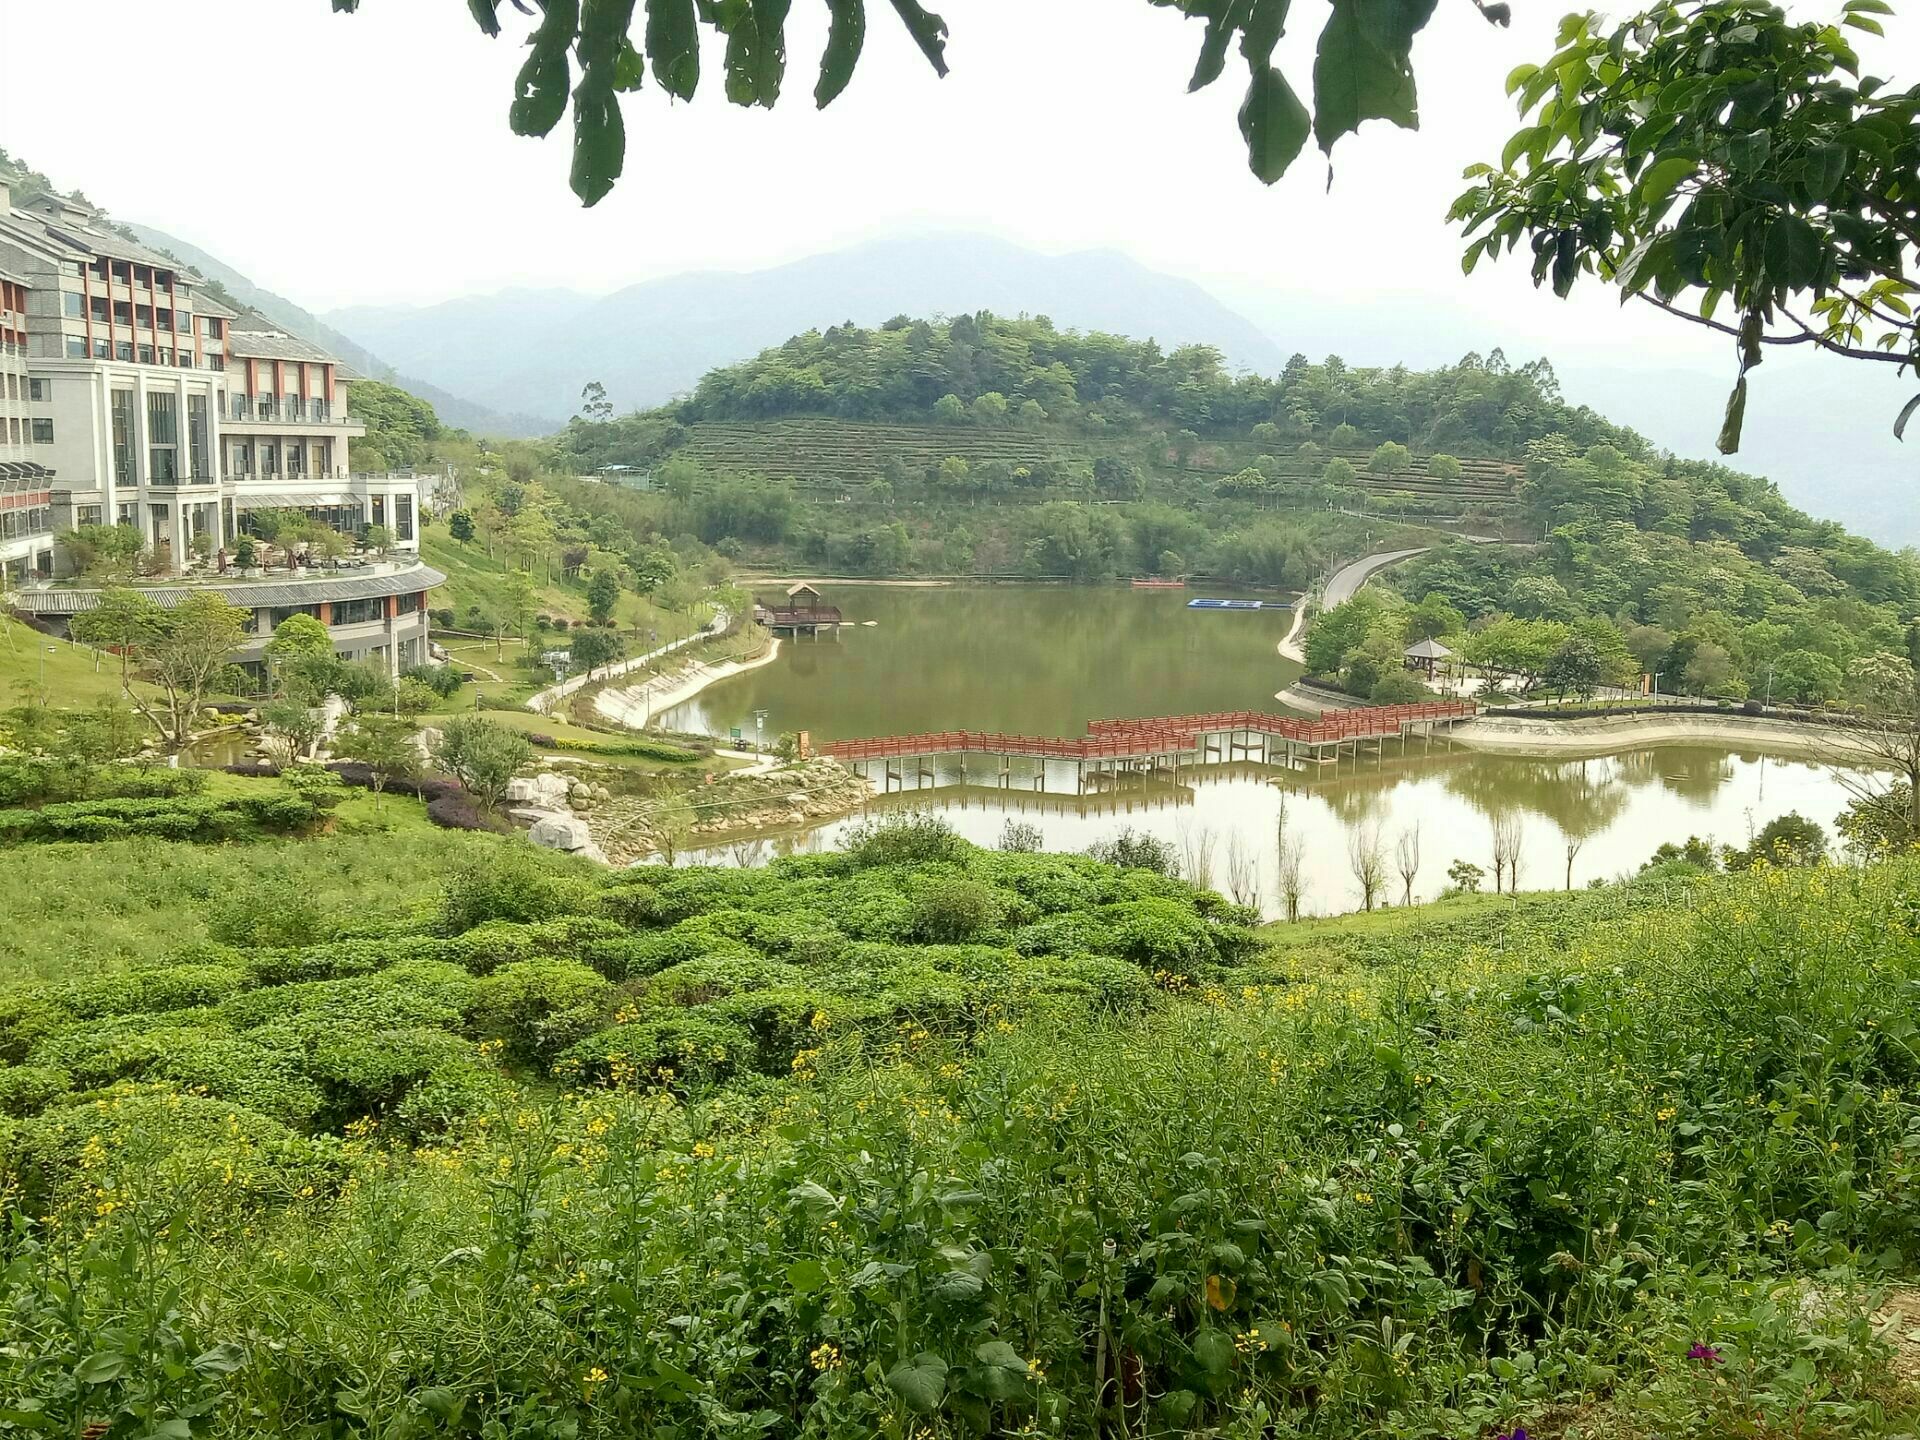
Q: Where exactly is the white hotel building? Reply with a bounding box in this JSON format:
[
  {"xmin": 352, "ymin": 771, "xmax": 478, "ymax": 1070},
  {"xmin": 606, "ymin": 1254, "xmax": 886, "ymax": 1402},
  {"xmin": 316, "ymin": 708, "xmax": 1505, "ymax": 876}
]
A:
[{"xmin": 0, "ymin": 184, "xmax": 439, "ymax": 672}]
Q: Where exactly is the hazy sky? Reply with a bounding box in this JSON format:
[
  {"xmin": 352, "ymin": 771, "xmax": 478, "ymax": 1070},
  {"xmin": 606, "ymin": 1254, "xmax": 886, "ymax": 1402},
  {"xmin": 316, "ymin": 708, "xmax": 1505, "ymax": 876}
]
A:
[{"xmin": 1, "ymin": 1, "xmax": 1914, "ymax": 539}]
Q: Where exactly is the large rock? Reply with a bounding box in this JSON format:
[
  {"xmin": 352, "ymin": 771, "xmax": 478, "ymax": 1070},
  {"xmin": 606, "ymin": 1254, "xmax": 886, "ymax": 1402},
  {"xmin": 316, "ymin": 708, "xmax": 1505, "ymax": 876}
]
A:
[
  {"xmin": 527, "ymin": 811, "xmax": 607, "ymax": 863},
  {"xmin": 505, "ymin": 772, "xmax": 572, "ymax": 808}
]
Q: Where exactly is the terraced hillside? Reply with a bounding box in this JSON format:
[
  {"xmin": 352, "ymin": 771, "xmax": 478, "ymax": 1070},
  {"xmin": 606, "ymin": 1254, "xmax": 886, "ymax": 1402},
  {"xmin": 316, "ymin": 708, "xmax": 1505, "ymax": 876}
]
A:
[
  {"xmin": 1299, "ymin": 451, "xmax": 1524, "ymax": 513},
  {"xmin": 678, "ymin": 418, "xmax": 1078, "ymax": 485}
]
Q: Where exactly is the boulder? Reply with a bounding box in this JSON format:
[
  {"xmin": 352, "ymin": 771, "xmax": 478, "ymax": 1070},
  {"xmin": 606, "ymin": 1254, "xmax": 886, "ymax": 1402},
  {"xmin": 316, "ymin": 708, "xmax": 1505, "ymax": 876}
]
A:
[
  {"xmin": 527, "ymin": 812, "xmax": 608, "ymax": 863},
  {"xmin": 505, "ymin": 771, "xmax": 573, "ymax": 808}
]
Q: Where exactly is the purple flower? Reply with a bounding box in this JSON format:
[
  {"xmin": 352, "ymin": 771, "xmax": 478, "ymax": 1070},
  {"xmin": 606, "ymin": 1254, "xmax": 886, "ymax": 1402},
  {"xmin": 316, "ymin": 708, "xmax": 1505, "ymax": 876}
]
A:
[
  {"xmin": 1495, "ymin": 1428, "xmax": 1529, "ymax": 1440},
  {"xmin": 1687, "ymin": 1342, "xmax": 1722, "ymax": 1367}
]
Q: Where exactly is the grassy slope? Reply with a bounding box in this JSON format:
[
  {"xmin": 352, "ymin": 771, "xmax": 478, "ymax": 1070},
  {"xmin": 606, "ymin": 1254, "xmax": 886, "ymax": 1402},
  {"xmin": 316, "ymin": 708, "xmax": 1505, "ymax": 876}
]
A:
[
  {"xmin": 421, "ymin": 527, "xmax": 683, "ymax": 634},
  {"xmin": 0, "ymin": 616, "xmax": 156, "ymax": 709}
]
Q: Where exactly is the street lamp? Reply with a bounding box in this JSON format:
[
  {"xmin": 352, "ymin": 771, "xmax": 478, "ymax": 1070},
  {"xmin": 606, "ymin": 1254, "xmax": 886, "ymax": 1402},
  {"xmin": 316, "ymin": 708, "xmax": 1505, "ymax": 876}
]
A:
[{"xmin": 753, "ymin": 707, "xmax": 769, "ymax": 755}]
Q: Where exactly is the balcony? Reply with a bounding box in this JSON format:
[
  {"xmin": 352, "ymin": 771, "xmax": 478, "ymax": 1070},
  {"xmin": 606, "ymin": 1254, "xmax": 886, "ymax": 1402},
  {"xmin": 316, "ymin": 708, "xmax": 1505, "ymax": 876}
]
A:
[{"xmin": 224, "ymin": 402, "xmax": 362, "ymax": 432}]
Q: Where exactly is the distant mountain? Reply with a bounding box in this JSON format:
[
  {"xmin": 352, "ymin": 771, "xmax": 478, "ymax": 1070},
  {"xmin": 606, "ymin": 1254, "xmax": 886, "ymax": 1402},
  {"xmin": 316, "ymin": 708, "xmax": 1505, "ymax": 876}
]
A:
[
  {"xmin": 125, "ymin": 224, "xmax": 559, "ymax": 439},
  {"xmin": 325, "ymin": 232, "xmax": 1290, "ymax": 426}
]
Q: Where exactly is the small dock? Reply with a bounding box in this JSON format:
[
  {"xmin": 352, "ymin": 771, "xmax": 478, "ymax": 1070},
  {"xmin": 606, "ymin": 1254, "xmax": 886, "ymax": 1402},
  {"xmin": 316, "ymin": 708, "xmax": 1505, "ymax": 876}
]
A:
[{"xmin": 754, "ymin": 582, "xmax": 843, "ymax": 636}]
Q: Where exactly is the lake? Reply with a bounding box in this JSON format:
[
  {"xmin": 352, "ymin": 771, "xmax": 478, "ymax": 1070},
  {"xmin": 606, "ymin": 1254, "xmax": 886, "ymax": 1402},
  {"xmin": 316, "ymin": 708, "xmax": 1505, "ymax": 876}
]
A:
[{"xmin": 665, "ymin": 584, "xmax": 1870, "ymax": 913}]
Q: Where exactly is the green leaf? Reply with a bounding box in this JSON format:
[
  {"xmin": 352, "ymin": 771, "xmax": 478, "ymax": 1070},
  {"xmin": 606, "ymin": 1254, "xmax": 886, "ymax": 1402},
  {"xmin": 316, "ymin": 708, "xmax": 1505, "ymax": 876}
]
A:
[
  {"xmin": 1716, "ymin": 374, "xmax": 1748, "ymax": 455},
  {"xmin": 1550, "ymin": 229, "xmax": 1580, "ymax": 297},
  {"xmin": 646, "ymin": 0, "xmax": 701, "ymax": 100},
  {"xmin": 1500, "ymin": 124, "xmax": 1544, "ymax": 171},
  {"xmin": 1505, "ymin": 61, "xmax": 1538, "ymax": 96},
  {"xmin": 816, "ymin": 0, "xmax": 866, "ymax": 107},
  {"xmin": 971, "ymin": 1340, "xmax": 1029, "ymax": 1400},
  {"xmin": 132, "ymin": 1422, "xmax": 191, "ymax": 1440},
  {"xmin": 1891, "ymin": 392, "xmax": 1919, "ymax": 441},
  {"xmin": 723, "ymin": 0, "xmax": 793, "ymax": 107},
  {"xmin": 467, "ymin": 0, "xmax": 504, "ymax": 36},
  {"xmin": 932, "ymin": 1269, "xmax": 985, "ymax": 1303},
  {"xmin": 1727, "ymin": 129, "xmax": 1769, "ymax": 170},
  {"xmin": 74, "ymin": 1351, "xmax": 128, "ymax": 1384},
  {"xmin": 1189, "ymin": 6, "xmax": 1243, "ymax": 92},
  {"xmin": 885, "ymin": 1352, "xmax": 949, "ymax": 1413},
  {"xmin": 509, "ymin": 0, "xmax": 579, "ymax": 137},
  {"xmin": 191, "ymin": 1342, "xmax": 247, "ymax": 1377},
  {"xmin": 1805, "ymin": 143, "xmax": 1848, "ymax": 200},
  {"xmin": 1311, "ymin": 0, "xmax": 1436, "ymax": 156},
  {"xmin": 887, "ymin": 0, "xmax": 951, "ymax": 78},
  {"xmin": 1238, "ymin": 65, "xmax": 1311, "ymax": 183},
  {"xmin": 786, "ymin": 1258, "xmax": 829, "ymax": 1293},
  {"xmin": 1191, "ymin": 1328, "xmax": 1235, "ymax": 1376},
  {"xmin": 1635, "ymin": 155, "xmax": 1695, "ymax": 211},
  {"xmin": 1765, "ymin": 214, "xmax": 1823, "ymax": 289}
]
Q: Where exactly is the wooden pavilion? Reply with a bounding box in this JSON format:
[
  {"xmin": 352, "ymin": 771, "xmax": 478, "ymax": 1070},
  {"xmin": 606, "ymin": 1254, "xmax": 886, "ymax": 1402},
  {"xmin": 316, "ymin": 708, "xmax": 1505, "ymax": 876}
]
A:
[{"xmin": 755, "ymin": 582, "xmax": 844, "ymax": 635}]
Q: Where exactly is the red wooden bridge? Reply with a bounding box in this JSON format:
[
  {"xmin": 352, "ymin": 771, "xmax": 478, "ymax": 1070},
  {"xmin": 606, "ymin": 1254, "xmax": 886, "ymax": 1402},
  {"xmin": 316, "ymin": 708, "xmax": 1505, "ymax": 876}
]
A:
[{"xmin": 820, "ymin": 701, "xmax": 1475, "ymax": 787}]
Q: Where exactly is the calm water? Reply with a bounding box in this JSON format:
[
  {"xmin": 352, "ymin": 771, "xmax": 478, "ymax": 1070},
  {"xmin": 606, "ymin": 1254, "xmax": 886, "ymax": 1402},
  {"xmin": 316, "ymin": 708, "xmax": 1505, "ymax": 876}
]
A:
[
  {"xmin": 667, "ymin": 585, "xmax": 1869, "ymax": 914},
  {"xmin": 665, "ymin": 584, "xmax": 1303, "ymax": 741}
]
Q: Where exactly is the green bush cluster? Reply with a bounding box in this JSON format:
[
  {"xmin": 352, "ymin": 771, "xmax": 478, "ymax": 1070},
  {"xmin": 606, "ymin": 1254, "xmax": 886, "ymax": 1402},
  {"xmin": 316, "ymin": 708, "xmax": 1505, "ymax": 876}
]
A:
[
  {"xmin": 4, "ymin": 857, "xmax": 1919, "ymax": 1438},
  {"xmin": 526, "ymin": 732, "xmax": 704, "ymax": 762},
  {"xmin": 0, "ymin": 791, "xmax": 319, "ymax": 844},
  {"xmin": 0, "ymin": 758, "xmax": 206, "ymax": 807}
]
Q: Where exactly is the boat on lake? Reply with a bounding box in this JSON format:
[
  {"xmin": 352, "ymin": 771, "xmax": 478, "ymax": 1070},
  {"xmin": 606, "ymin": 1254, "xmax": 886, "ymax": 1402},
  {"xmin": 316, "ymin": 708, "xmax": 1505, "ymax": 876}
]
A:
[{"xmin": 1130, "ymin": 577, "xmax": 1187, "ymax": 589}]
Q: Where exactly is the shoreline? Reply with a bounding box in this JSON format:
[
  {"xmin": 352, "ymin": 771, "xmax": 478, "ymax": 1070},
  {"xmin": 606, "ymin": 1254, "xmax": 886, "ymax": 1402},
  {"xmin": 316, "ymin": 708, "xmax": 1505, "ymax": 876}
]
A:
[
  {"xmin": 594, "ymin": 638, "xmax": 784, "ymax": 729},
  {"xmin": 1451, "ymin": 712, "xmax": 1890, "ymax": 765}
]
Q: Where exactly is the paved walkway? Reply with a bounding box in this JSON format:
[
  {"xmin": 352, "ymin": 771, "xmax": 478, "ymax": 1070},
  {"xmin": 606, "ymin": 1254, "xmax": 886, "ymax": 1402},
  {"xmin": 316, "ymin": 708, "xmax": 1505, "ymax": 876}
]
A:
[
  {"xmin": 525, "ymin": 610, "xmax": 729, "ymax": 717},
  {"xmin": 1277, "ymin": 548, "xmax": 1428, "ymax": 664}
]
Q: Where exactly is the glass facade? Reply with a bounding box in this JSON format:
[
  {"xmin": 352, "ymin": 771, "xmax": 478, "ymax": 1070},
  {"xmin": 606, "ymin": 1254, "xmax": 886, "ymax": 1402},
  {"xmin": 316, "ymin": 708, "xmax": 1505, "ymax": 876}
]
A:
[
  {"xmin": 146, "ymin": 392, "xmax": 178, "ymax": 483},
  {"xmin": 187, "ymin": 395, "xmax": 209, "ymax": 481}
]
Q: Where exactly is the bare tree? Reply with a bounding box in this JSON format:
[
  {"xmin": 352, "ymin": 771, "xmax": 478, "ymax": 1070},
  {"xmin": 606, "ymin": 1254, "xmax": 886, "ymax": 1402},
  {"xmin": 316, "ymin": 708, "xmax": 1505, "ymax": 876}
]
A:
[
  {"xmin": 1223, "ymin": 830, "xmax": 1260, "ymax": 909},
  {"xmin": 1177, "ymin": 821, "xmax": 1219, "ymax": 891},
  {"xmin": 1490, "ymin": 814, "xmax": 1524, "ymax": 894},
  {"xmin": 1274, "ymin": 836, "xmax": 1307, "ymax": 922},
  {"xmin": 1563, "ymin": 833, "xmax": 1584, "ymax": 890},
  {"xmin": 726, "ymin": 837, "xmax": 768, "ymax": 869},
  {"xmin": 1393, "ymin": 823, "xmax": 1422, "ymax": 908},
  {"xmin": 1348, "ymin": 825, "xmax": 1388, "ymax": 912}
]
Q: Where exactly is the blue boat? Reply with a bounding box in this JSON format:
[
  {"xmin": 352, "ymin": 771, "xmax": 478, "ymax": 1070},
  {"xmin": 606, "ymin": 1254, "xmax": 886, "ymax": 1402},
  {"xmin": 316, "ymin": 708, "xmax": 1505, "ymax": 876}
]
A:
[{"xmin": 1187, "ymin": 598, "xmax": 1267, "ymax": 610}]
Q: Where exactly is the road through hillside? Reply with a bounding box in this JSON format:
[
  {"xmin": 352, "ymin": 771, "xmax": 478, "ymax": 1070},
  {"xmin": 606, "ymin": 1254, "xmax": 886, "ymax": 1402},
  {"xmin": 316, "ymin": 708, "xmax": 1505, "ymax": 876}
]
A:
[{"xmin": 1277, "ymin": 548, "xmax": 1429, "ymax": 664}]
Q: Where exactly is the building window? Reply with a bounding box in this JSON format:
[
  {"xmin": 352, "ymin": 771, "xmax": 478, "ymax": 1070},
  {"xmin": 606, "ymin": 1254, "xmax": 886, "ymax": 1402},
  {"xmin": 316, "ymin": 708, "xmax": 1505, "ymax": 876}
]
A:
[
  {"xmin": 156, "ymin": 308, "xmax": 172, "ymax": 330},
  {"xmin": 29, "ymin": 418, "xmax": 52, "ymax": 444},
  {"xmin": 133, "ymin": 266, "xmax": 151, "ymax": 287},
  {"xmin": 76, "ymin": 505, "xmax": 103, "ymax": 527},
  {"xmin": 206, "ymin": 355, "xmax": 225, "ymax": 372},
  {"xmin": 188, "ymin": 394, "xmax": 209, "ymax": 481},
  {"xmin": 113, "ymin": 301, "xmax": 132, "ymax": 326},
  {"xmin": 111, "ymin": 261, "xmax": 131, "ymax": 283},
  {"xmin": 111, "ymin": 390, "xmax": 136, "ymax": 486},
  {"xmin": 137, "ymin": 344, "xmax": 154, "ymax": 365},
  {"xmin": 287, "ymin": 441, "xmax": 305, "ymax": 477},
  {"xmin": 147, "ymin": 392, "xmax": 179, "ymax": 482},
  {"xmin": 62, "ymin": 291, "xmax": 83, "ymax": 318},
  {"xmin": 67, "ymin": 337, "xmax": 89, "ymax": 359},
  {"xmin": 202, "ymin": 316, "xmax": 223, "ymax": 339},
  {"xmin": 116, "ymin": 502, "xmax": 136, "ymax": 527},
  {"xmin": 93, "ymin": 339, "xmax": 110, "ymax": 359},
  {"xmin": 396, "ymin": 494, "xmax": 414, "ymax": 542},
  {"xmin": 177, "ymin": 352, "xmax": 194, "ymax": 369},
  {"xmin": 261, "ymin": 441, "xmax": 278, "ymax": 476},
  {"xmin": 174, "ymin": 310, "xmax": 191, "ymax": 332},
  {"xmin": 89, "ymin": 297, "xmax": 108, "ymax": 323},
  {"xmin": 27, "ymin": 378, "xmax": 47, "ymax": 402}
]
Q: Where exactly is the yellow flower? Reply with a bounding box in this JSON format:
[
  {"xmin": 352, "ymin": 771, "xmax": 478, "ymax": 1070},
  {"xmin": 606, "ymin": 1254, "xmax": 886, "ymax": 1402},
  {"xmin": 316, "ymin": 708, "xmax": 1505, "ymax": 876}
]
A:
[{"xmin": 810, "ymin": 1342, "xmax": 843, "ymax": 1371}]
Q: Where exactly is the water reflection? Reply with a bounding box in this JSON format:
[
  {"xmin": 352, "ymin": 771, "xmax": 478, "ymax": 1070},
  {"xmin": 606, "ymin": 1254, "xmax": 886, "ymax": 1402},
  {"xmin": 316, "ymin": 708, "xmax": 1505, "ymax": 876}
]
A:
[{"xmin": 682, "ymin": 743, "xmax": 1861, "ymax": 919}]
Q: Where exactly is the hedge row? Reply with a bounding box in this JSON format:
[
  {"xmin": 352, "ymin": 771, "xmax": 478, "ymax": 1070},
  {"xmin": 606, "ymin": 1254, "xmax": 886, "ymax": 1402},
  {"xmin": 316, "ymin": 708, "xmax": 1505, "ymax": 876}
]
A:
[
  {"xmin": 527, "ymin": 732, "xmax": 704, "ymax": 763},
  {"xmin": 0, "ymin": 792, "xmax": 319, "ymax": 845}
]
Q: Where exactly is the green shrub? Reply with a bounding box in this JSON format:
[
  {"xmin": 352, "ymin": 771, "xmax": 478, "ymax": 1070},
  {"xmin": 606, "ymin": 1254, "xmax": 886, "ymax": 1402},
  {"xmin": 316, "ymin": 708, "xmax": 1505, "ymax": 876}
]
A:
[
  {"xmin": 438, "ymin": 848, "xmax": 597, "ymax": 935},
  {"xmin": 554, "ymin": 1015, "xmax": 754, "ymax": 1091},
  {"xmin": 466, "ymin": 960, "xmax": 613, "ymax": 1057},
  {"xmin": 842, "ymin": 812, "xmax": 967, "ymax": 868},
  {"xmin": 1103, "ymin": 897, "xmax": 1216, "ymax": 974},
  {"xmin": 0, "ymin": 1064, "xmax": 70, "ymax": 1117},
  {"xmin": 647, "ymin": 953, "xmax": 806, "ymax": 1005},
  {"xmin": 57, "ymin": 964, "xmax": 248, "ymax": 1021},
  {"xmin": 908, "ymin": 875, "xmax": 1007, "ymax": 943}
]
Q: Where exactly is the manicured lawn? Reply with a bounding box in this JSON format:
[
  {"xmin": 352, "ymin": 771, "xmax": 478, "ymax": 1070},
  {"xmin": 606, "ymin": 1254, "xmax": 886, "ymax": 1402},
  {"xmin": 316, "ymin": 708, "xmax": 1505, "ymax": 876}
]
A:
[{"xmin": 0, "ymin": 615, "xmax": 155, "ymax": 709}]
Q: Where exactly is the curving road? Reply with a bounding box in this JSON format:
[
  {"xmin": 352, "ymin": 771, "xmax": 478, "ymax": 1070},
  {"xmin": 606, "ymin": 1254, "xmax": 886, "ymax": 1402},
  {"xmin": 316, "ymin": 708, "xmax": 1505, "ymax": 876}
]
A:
[{"xmin": 1277, "ymin": 548, "xmax": 1428, "ymax": 664}]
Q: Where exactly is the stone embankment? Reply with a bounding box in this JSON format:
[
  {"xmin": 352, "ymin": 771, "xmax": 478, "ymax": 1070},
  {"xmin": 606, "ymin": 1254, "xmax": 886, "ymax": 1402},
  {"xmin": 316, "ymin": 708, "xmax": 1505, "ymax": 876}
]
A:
[{"xmin": 588, "ymin": 758, "xmax": 872, "ymax": 864}]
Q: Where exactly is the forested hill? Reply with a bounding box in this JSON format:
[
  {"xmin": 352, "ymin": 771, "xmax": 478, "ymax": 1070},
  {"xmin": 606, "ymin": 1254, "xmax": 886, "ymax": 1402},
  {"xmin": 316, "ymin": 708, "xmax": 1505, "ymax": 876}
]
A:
[{"xmin": 674, "ymin": 312, "xmax": 1641, "ymax": 458}]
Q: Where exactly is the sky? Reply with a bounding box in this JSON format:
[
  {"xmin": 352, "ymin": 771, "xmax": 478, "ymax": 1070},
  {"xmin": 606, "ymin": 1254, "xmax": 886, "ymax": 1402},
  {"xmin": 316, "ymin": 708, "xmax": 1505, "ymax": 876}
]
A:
[{"xmin": 0, "ymin": 0, "xmax": 1915, "ymax": 540}]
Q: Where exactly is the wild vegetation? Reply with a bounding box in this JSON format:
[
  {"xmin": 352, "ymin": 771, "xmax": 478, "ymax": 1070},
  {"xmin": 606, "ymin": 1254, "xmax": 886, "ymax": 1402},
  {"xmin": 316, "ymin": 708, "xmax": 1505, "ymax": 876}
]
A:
[{"xmin": 4, "ymin": 811, "xmax": 1920, "ymax": 1436}]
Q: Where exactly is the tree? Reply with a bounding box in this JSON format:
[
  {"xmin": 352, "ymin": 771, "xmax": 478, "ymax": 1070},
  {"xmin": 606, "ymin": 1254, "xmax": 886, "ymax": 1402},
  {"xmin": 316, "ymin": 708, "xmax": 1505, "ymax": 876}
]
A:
[
  {"xmin": 61, "ymin": 523, "xmax": 144, "ymax": 582},
  {"xmin": 629, "ymin": 541, "xmax": 677, "ymax": 598},
  {"xmin": 265, "ymin": 613, "xmax": 336, "ymax": 675},
  {"xmin": 126, "ymin": 592, "xmax": 250, "ymax": 751},
  {"xmin": 578, "ymin": 379, "xmax": 614, "ymax": 424},
  {"xmin": 1347, "ymin": 826, "xmax": 1387, "ymax": 912},
  {"xmin": 645, "ymin": 792, "xmax": 697, "ymax": 867},
  {"xmin": 68, "ymin": 586, "xmax": 163, "ymax": 688},
  {"xmin": 1394, "ymin": 824, "xmax": 1422, "ymax": 908},
  {"xmin": 1171, "ymin": 429, "xmax": 1201, "ymax": 467},
  {"xmin": 586, "ymin": 568, "xmax": 621, "ymax": 625},
  {"xmin": 261, "ymin": 698, "xmax": 328, "ymax": 765},
  {"xmin": 1368, "ymin": 441, "xmax": 1411, "ymax": 476},
  {"xmin": 449, "ymin": 509, "xmax": 476, "ymax": 543},
  {"xmin": 1489, "ymin": 814, "xmax": 1523, "ymax": 894},
  {"xmin": 998, "ymin": 819, "xmax": 1044, "ymax": 853},
  {"xmin": 1733, "ymin": 812, "xmax": 1828, "ymax": 869},
  {"xmin": 336, "ymin": 714, "xmax": 420, "ymax": 809},
  {"xmin": 1329, "ymin": 422, "xmax": 1361, "ymax": 449},
  {"xmin": 932, "ymin": 393, "xmax": 967, "ymax": 425},
  {"xmin": 1323, "ymin": 457, "xmax": 1357, "ymax": 486},
  {"xmin": 569, "ymin": 627, "xmax": 625, "ymax": 673},
  {"xmin": 336, "ymin": 2, "xmax": 1485, "ymax": 206},
  {"xmin": 1563, "ymin": 834, "xmax": 1585, "ymax": 891},
  {"xmin": 431, "ymin": 715, "xmax": 533, "ymax": 812},
  {"xmin": 363, "ymin": 523, "xmax": 393, "ymax": 556},
  {"xmin": 970, "ymin": 391, "xmax": 1008, "ymax": 426},
  {"xmin": 1446, "ymin": 859, "xmax": 1486, "ymax": 894},
  {"xmin": 1427, "ymin": 453, "xmax": 1463, "ymax": 481},
  {"xmin": 1455, "ymin": 0, "xmax": 1919, "ymax": 453},
  {"xmin": 1830, "ymin": 652, "xmax": 1920, "ymax": 851},
  {"xmin": 1543, "ymin": 635, "xmax": 1605, "ymax": 700},
  {"xmin": 1092, "ymin": 455, "xmax": 1144, "ymax": 499},
  {"xmin": 503, "ymin": 570, "xmax": 538, "ymax": 656}
]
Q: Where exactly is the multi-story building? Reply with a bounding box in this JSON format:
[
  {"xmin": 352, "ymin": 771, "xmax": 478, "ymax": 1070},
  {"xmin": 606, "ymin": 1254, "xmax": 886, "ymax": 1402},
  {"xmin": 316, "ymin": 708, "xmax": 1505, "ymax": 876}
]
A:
[
  {"xmin": 0, "ymin": 181, "xmax": 441, "ymax": 670},
  {"xmin": 0, "ymin": 259, "xmax": 55, "ymax": 584},
  {"xmin": 0, "ymin": 184, "xmax": 422, "ymax": 566}
]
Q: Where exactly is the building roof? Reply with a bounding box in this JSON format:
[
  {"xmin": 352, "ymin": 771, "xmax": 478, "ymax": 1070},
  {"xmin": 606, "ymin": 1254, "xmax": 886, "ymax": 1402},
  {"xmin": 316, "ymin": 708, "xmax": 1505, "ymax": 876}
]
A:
[
  {"xmin": 13, "ymin": 563, "xmax": 446, "ymax": 615},
  {"xmin": 1404, "ymin": 638, "xmax": 1454, "ymax": 659},
  {"xmin": 786, "ymin": 582, "xmax": 821, "ymax": 597},
  {"xmin": 226, "ymin": 327, "xmax": 339, "ymax": 365},
  {"xmin": 0, "ymin": 461, "xmax": 55, "ymax": 481},
  {"xmin": 191, "ymin": 292, "xmax": 239, "ymax": 320},
  {"xmin": 1, "ymin": 201, "xmax": 205, "ymax": 284}
]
